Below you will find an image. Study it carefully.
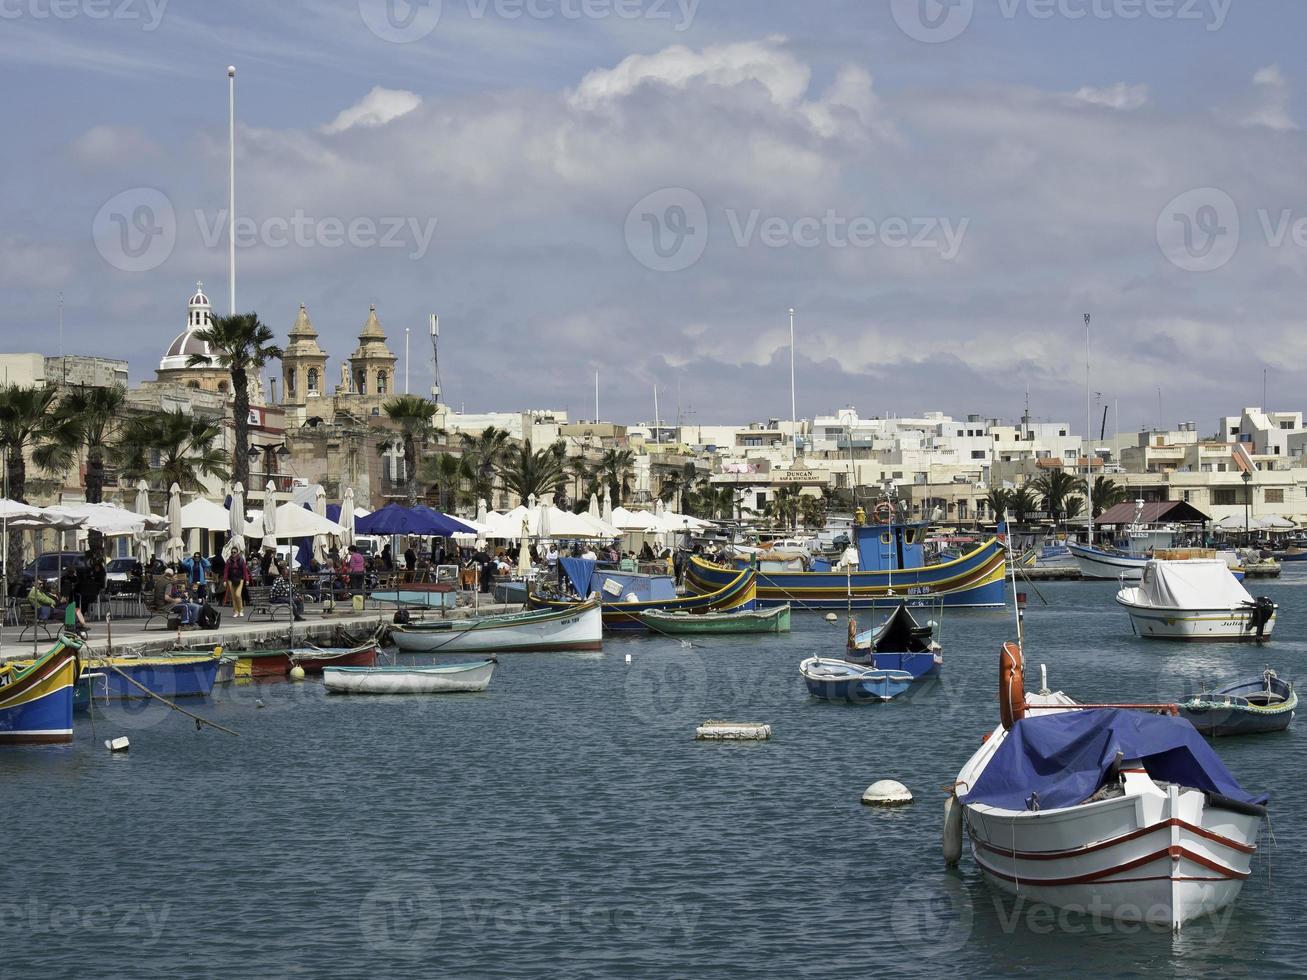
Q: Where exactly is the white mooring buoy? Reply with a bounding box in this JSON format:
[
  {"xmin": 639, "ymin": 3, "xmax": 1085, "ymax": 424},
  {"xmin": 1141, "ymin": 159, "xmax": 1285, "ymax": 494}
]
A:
[
  {"xmin": 624, "ymin": 654, "xmax": 632, "ymax": 664},
  {"xmin": 824, "ymin": 613, "xmax": 838, "ymax": 622},
  {"xmin": 861, "ymin": 779, "xmax": 913, "ymax": 806},
  {"xmin": 695, "ymin": 720, "xmax": 772, "ymax": 741},
  {"xmin": 105, "ymin": 737, "xmax": 130, "ymax": 753},
  {"xmin": 289, "ymin": 665, "xmax": 306, "ymax": 681}
]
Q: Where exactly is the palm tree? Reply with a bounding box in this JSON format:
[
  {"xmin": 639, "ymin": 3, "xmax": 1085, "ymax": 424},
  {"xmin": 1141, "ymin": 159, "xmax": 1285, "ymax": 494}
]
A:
[
  {"xmin": 983, "ymin": 487, "xmax": 1012, "ymax": 523},
  {"xmin": 1063, "ymin": 495, "xmax": 1085, "ymax": 520},
  {"xmin": 421, "ymin": 452, "xmax": 471, "ymax": 513},
  {"xmin": 55, "ymin": 384, "xmax": 128, "ymax": 506},
  {"xmin": 599, "ymin": 447, "xmax": 636, "ymax": 504},
  {"xmin": 1008, "ymin": 487, "xmax": 1039, "ymax": 527},
  {"xmin": 459, "ymin": 426, "xmax": 513, "ymax": 505},
  {"xmin": 379, "ymin": 395, "xmax": 439, "ymax": 506},
  {"xmin": 188, "ymin": 312, "xmax": 283, "ymax": 489},
  {"xmin": 797, "ymin": 494, "xmax": 827, "ymax": 530},
  {"xmin": 1031, "ymin": 470, "xmax": 1086, "ymax": 524},
  {"xmin": 116, "ymin": 410, "xmax": 229, "ymax": 493},
  {"xmin": 496, "ymin": 440, "xmax": 567, "ymax": 503},
  {"xmin": 0, "ymin": 384, "xmax": 70, "ymax": 583},
  {"xmin": 1090, "ymin": 476, "xmax": 1129, "ymax": 518},
  {"xmin": 658, "ymin": 470, "xmax": 685, "ymax": 508},
  {"xmin": 564, "ymin": 454, "xmax": 595, "ymax": 511}
]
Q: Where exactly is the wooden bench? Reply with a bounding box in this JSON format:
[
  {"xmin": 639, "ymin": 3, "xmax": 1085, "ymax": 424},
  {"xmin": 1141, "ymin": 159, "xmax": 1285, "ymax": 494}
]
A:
[{"xmin": 245, "ymin": 586, "xmax": 292, "ymax": 623}]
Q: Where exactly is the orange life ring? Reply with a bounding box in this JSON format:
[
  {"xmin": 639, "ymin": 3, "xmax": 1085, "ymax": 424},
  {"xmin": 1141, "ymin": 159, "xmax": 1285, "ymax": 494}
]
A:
[
  {"xmin": 999, "ymin": 641, "xmax": 1027, "ymax": 731},
  {"xmin": 874, "ymin": 502, "xmax": 895, "ymax": 524}
]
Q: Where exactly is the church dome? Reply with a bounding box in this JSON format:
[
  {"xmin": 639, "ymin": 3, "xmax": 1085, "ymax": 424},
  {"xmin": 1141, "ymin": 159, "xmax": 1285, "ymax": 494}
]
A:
[{"xmin": 159, "ymin": 280, "xmax": 219, "ymax": 372}]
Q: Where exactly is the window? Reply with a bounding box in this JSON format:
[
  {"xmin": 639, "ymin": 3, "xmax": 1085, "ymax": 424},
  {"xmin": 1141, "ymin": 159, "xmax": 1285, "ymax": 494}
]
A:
[
  {"xmin": 1265, "ymin": 488, "xmax": 1285, "ymax": 503},
  {"xmin": 377, "ymin": 370, "xmax": 388, "ymax": 394},
  {"xmin": 892, "ymin": 471, "xmax": 903, "ymax": 479},
  {"xmin": 307, "ymin": 368, "xmax": 319, "ymax": 392},
  {"xmin": 971, "ymin": 450, "xmax": 986, "ymax": 460},
  {"xmin": 1212, "ymin": 488, "xmax": 1239, "ymax": 506},
  {"xmin": 1280, "ymin": 421, "xmax": 1294, "ymax": 430},
  {"xmin": 286, "ymin": 368, "xmax": 296, "ymax": 396},
  {"xmin": 1230, "ymin": 427, "xmax": 1240, "ymax": 435},
  {"xmin": 356, "ymin": 372, "xmax": 367, "ymax": 395}
]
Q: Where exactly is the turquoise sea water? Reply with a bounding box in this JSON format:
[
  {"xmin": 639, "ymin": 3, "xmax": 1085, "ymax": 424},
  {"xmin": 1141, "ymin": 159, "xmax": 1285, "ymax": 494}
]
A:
[{"xmin": 3, "ymin": 573, "xmax": 1304, "ymax": 978}]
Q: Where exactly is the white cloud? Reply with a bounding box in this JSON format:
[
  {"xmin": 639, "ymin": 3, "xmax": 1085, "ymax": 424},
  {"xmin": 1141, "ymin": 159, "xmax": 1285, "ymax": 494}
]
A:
[
  {"xmin": 1069, "ymin": 83, "xmax": 1149, "ymax": 111},
  {"xmin": 1245, "ymin": 64, "xmax": 1297, "ymax": 131},
  {"xmin": 322, "ymin": 87, "xmax": 423, "ymax": 134},
  {"xmin": 69, "ymin": 125, "xmax": 159, "ymax": 166}
]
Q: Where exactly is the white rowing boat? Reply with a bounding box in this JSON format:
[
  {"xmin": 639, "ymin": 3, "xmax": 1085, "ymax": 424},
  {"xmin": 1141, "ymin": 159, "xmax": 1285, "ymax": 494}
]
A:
[
  {"xmin": 1115, "ymin": 559, "xmax": 1276, "ymax": 642},
  {"xmin": 323, "ymin": 660, "xmax": 496, "ymax": 694},
  {"xmin": 391, "ymin": 600, "xmax": 602, "ymax": 653}
]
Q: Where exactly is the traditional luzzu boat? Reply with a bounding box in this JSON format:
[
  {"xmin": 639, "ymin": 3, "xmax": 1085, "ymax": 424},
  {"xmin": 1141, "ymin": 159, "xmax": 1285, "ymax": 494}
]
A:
[
  {"xmin": 75, "ymin": 652, "xmax": 222, "ymax": 710},
  {"xmin": 685, "ymin": 509, "xmax": 1006, "ymax": 610},
  {"xmin": 844, "ymin": 601, "xmax": 942, "ymax": 679},
  {"xmin": 1178, "ymin": 670, "xmax": 1296, "ymax": 737},
  {"xmin": 323, "ymin": 660, "xmax": 496, "ymax": 695},
  {"xmin": 527, "ymin": 560, "xmax": 757, "ymax": 631},
  {"xmin": 289, "ymin": 642, "xmax": 380, "ymax": 675},
  {"xmin": 0, "ymin": 635, "xmax": 81, "ymax": 744},
  {"xmin": 393, "ymin": 600, "xmax": 603, "ymax": 653},
  {"xmin": 226, "ymin": 650, "xmax": 294, "ymax": 679},
  {"xmin": 799, "ymin": 658, "xmax": 914, "ymax": 703},
  {"xmin": 1115, "ymin": 558, "xmax": 1276, "ymax": 642},
  {"xmin": 948, "ymin": 643, "xmax": 1269, "ymax": 929},
  {"xmin": 636, "ymin": 604, "xmax": 790, "ymax": 635}
]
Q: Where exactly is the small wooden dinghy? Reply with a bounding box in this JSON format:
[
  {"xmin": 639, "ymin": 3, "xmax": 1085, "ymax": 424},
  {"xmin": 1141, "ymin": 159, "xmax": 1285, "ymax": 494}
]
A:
[
  {"xmin": 637, "ymin": 604, "xmax": 790, "ymax": 635},
  {"xmin": 1179, "ymin": 669, "xmax": 1296, "ymax": 736},
  {"xmin": 799, "ymin": 657, "xmax": 913, "ymax": 703},
  {"xmin": 289, "ymin": 642, "xmax": 380, "ymax": 675},
  {"xmin": 323, "ymin": 659, "xmax": 496, "ymax": 695}
]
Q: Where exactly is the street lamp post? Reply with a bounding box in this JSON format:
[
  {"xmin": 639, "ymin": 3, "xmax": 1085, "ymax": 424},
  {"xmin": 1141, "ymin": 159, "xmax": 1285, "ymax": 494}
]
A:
[{"xmin": 248, "ymin": 443, "xmax": 291, "ymax": 498}]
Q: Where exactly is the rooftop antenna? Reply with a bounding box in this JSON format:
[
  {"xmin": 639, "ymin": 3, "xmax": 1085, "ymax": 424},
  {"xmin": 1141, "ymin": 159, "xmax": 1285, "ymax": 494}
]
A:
[{"xmin": 429, "ymin": 314, "xmax": 441, "ymax": 403}]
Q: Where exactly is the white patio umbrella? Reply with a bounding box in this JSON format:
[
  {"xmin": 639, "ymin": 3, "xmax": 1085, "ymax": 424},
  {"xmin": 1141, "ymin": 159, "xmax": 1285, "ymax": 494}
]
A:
[
  {"xmin": 260, "ymin": 481, "xmax": 279, "ymax": 552},
  {"xmin": 313, "ymin": 486, "xmax": 329, "ymax": 563},
  {"xmin": 227, "ymin": 482, "xmax": 246, "ymax": 557},
  {"xmin": 588, "ymin": 493, "xmax": 600, "ymax": 521},
  {"xmin": 341, "ymin": 487, "xmax": 356, "ymax": 550},
  {"xmin": 165, "ymin": 483, "xmax": 186, "ymax": 563},
  {"xmin": 601, "ymin": 487, "xmax": 613, "ymax": 526},
  {"xmin": 475, "ymin": 497, "xmax": 489, "ymax": 549},
  {"xmin": 133, "ymin": 479, "xmax": 153, "ymax": 564}
]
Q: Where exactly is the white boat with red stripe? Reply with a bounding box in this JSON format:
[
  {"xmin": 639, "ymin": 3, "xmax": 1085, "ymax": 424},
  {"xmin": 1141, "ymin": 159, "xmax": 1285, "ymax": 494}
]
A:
[{"xmin": 950, "ymin": 645, "xmax": 1267, "ymax": 930}]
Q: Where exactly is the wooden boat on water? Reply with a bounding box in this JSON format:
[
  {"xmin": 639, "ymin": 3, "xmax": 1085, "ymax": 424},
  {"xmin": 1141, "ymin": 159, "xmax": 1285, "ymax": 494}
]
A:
[
  {"xmin": 226, "ymin": 650, "xmax": 294, "ymax": 679},
  {"xmin": 846, "ymin": 601, "xmax": 942, "ymax": 679},
  {"xmin": 393, "ymin": 601, "xmax": 602, "ymax": 653},
  {"xmin": 323, "ymin": 659, "xmax": 496, "ymax": 695},
  {"xmin": 950, "ymin": 642, "xmax": 1268, "ymax": 929},
  {"xmin": 637, "ymin": 604, "xmax": 790, "ymax": 635},
  {"xmin": 1115, "ymin": 558, "xmax": 1276, "ymax": 642},
  {"xmin": 528, "ymin": 566, "xmax": 757, "ymax": 632},
  {"xmin": 799, "ymin": 657, "xmax": 913, "ymax": 703},
  {"xmin": 289, "ymin": 642, "xmax": 380, "ymax": 675},
  {"xmin": 0, "ymin": 636, "xmax": 81, "ymax": 744},
  {"xmin": 1178, "ymin": 670, "xmax": 1296, "ymax": 736},
  {"xmin": 75, "ymin": 653, "xmax": 221, "ymax": 711}
]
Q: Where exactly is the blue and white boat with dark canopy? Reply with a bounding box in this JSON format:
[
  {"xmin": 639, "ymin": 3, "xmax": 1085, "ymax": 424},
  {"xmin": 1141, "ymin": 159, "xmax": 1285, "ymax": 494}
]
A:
[
  {"xmin": 687, "ymin": 506, "xmax": 1006, "ymax": 610},
  {"xmin": 1178, "ymin": 670, "xmax": 1296, "ymax": 737},
  {"xmin": 845, "ymin": 601, "xmax": 942, "ymax": 679},
  {"xmin": 799, "ymin": 658, "xmax": 914, "ymax": 703}
]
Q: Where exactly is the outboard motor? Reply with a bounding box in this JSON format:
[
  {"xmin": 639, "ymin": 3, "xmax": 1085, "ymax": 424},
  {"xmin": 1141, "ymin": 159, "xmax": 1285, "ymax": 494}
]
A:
[
  {"xmin": 392, "ymin": 607, "xmax": 411, "ymax": 626},
  {"xmin": 1244, "ymin": 596, "xmax": 1276, "ymax": 640}
]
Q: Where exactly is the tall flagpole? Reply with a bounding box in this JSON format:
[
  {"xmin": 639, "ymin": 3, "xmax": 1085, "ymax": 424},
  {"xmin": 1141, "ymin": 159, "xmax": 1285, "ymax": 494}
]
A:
[
  {"xmin": 1085, "ymin": 313, "xmax": 1093, "ymax": 546},
  {"xmin": 405, "ymin": 326, "xmax": 411, "ymax": 394},
  {"xmin": 789, "ymin": 307, "xmax": 797, "ymax": 461},
  {"xmin": 228, "ymin": 66, "xmax": 237, "ymax": 316}
]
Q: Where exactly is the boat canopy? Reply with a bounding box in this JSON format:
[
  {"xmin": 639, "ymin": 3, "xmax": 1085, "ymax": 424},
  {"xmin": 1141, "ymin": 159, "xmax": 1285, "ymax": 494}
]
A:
[
  {"xmin": 1135, "ymin": 559, "xmax": 1252, "ymax": 609},
  {"xmin": 561, "ymin": 557, "xmax": 595, "ymax": 597},
  {"xmin": 961, "ymin": 708, "xmax": 1268, "ymax": 811}
]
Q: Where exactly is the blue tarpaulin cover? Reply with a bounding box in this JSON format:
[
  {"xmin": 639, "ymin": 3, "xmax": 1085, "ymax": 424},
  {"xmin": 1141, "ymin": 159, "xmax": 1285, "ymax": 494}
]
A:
[
  {"xmin": 961, "ymin": 708, "xmax": 1268, "ymax": 811},
  {"xmin": 561, "ymin": 557, "xmax": 596, "ymax": 598},
  {"xmin": 354, "ymin": 503, "xmax": 474, "ymax": 536}
]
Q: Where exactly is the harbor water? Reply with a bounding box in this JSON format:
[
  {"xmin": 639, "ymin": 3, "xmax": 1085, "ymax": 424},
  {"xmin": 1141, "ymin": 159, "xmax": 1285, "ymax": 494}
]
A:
[{"xmin": 4, "ymin": 575, "xmax": 1305, "ymax": 978}]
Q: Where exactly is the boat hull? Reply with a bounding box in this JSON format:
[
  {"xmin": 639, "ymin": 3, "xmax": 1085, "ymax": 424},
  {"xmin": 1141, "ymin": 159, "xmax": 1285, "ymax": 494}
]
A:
[
  {"xmin": 528, "ymin": 568, "xmax": 757, "ymax": 631},
  {"xmin": 1116, "ymin": 599, "xmax": 1278, "ymax": 642},
  {"xmin": 0, "ymin": 641, "xmax": 79, "ymax": 744},
  {"xmin": 76, "ymin": 655, "xmax": 220, "ymax": 710},
  {"xmin": 323, "ymin": 660, "xmax": 495, "ymax": 694},
  {"xmin": 799, "ymin": 658, "xmax": 913, "ymax": 703},
  {"xmin": 1068, "ymin": 543, "xmax": 1147, "ymax": 581},
  {"xmin": 965, "ymin": 787, "xmax": 1262, "ymax": 928},
  {"xmin": 685, "ymin": 547, "xmax": 1007, "ymax": 610},
  {"xmin": 393, "ymin": 603, "xmax": 602, "ymax": 653},
  {"xmin": 289, "ymin": 645, "xmax": 379, "ymax": 675},
  {"xmin": 637, "ymin": 604, "xmax": 790, "ymax": 635},
  {"xmin": 230, "ymin": 651, "xmax": 294, "ymax": 679},
  {"xmin": 1179, "ymin": 673, "xmax": 1297, "ymax": 736}
]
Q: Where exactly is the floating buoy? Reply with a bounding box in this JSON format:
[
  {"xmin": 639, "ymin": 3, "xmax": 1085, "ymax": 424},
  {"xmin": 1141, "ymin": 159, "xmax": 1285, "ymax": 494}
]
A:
[
  {"xmin": 861, "ymin": 779, "xmax": 913, "ymax": 806},
  {"xmin": 105, "ymin": 736, "xmax": 130, "ymax": 753},
  {"xmin": 695, "ymin": 720, "xmax": 771, "ymax": 740},
  {"xmin": 825, "ymin": 613, "xmax": 838, "ymax": 622},
  {"xmin": 289, "ymin": 665, "xmax": 306, "ymax": 681},
  {"xmin": 943, "ymin": 792, "xmax": 963, "ymax": 865},
  {"xmin": 255, "ymin": 699, "xmax": 266, "ymax": 709},
  {"xmin": 679, "ymin": 640, "xmax": 692, "ymax": 649}
]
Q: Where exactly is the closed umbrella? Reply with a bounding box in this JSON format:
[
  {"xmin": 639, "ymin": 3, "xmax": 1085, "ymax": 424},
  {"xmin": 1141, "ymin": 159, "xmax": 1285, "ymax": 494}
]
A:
[
  {"xmin": 165, "ymin": 483, "xmax": 186, "ymax": 563},
  {"xmin": 601, "ymin": 487, "xmax": 613, "ymax": 526},
  {"xmin": 133, "ymin": 479, "xmax": 152, "ymax": 564},
  {"xmin": 261, "ymin": 481, "xmax": 279, "ymax": 552},
  {"xmin": 588, "ymin": 493, "xmax": 600, "ymax": 521},
  {"xmin": 313, "ymin": 486, "xmax": 328, "ymax": 564},
  {"xmin": 517, "ymin": 515, "xmax": 532, "ymax": 576},
  {"xmin": 475, "ymin": 497, "xmax": 488, "ymax": 550},
  {"xmin": 341, "ymin": 487, "xmax": 356, "ymax": 550},
  {"xmin": 227, "ymin": 482, "xmax": 246, "ymax": 557}
]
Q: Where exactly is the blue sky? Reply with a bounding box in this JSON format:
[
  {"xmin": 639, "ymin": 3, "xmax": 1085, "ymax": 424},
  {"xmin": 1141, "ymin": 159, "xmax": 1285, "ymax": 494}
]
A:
[{"xmin": 3, "ymin": 0, "xmax": 1305, "ymax": 431}]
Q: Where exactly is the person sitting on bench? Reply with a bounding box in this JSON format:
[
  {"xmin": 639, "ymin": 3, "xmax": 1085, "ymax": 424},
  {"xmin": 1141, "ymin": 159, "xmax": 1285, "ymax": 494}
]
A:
[
  {"xmin": 163, "ymin": 573, "xmax": 202, "ymax": 628},
  {"xmin": 28, "ymin": 582, "xmax": 58, "ymax": 621}
]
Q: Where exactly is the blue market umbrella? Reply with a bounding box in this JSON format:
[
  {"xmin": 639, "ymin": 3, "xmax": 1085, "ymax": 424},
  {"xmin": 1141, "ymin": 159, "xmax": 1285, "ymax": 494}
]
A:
[{"xmin": 354, "ymin": 503, "xmax": 474, "ymax": 536}]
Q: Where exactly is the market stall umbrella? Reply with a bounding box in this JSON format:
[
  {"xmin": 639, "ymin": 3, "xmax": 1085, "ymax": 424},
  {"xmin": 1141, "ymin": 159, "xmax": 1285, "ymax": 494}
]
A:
[
  {"xmin": 601, "ymin": 488, "xmax": 613, "ymax": 526},
  {"xmin": 341, "ymin": 488, "xmax": 356, "ymax": 550},
  {"xmin": 260, "ymin": 481, "xmax": 279, "ymax": 553},
  {"xmin": 588, "ymin": 493, "xmax": 600, "ymax": 521},
  {"xmin": 313, "ymin": 486, "xmax": 329, "ymax": 563},
  {"xmin": 518, "ymin": 515, "xmax": 532, "ymax": 576},
  {"xmin": 165, "ymin": 483, "xmax": 186, "ymax": 563},
  {"xmin": 476, "ymin": 497, "xmax": 489, "ymax": 549},
  {"xmin": 133, "ymin": 480, "xmax": 153, "ymax": 564},
  {"xmin": 355, "ymin": 503, "xmax": 475, "ymax": 537},
  {"xmin": 227, "ymin": 482, "xmax": 247, "ymax": 557}
]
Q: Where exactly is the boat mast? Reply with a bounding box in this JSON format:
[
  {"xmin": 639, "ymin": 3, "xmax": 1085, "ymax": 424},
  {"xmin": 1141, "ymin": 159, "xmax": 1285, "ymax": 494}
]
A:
[
  {"xmin": 789, "ymin": 307, "xmax": 798, "ymax": 463},
  {"xmin": 1085, "ymin": 313, "xmax": 1093, "ymax": 548}
]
